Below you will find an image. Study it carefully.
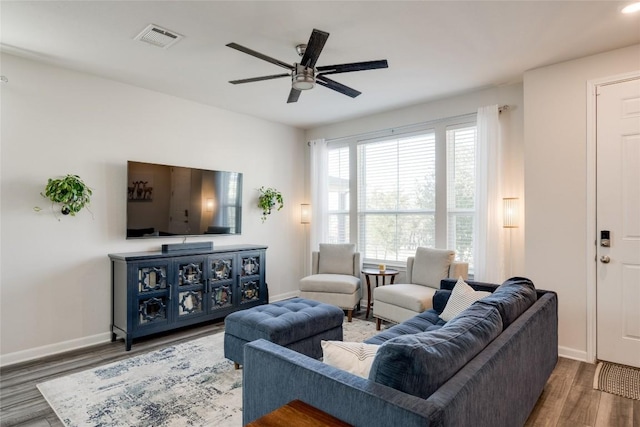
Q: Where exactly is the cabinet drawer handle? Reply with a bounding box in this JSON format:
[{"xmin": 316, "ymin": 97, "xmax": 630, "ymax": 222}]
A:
[{"xmin": 168, "ymin": 283, "xmax": 172, "ymax": 300}]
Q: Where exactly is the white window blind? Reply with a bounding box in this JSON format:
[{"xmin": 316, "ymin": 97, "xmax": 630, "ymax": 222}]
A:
[
  {"xmin": 357, "ymin": 132, "xmax": 436, "ymax": 262},
  {"xmin": 327, "ymin": 146, "xmax": 350, "ymax": 243}
]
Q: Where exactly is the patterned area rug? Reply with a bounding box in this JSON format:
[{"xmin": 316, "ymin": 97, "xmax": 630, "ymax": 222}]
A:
[
  {"xmin": 593, "ymin": 361, "xmax": 640, "ymax": 400},
  {"xmin": 37, "ymin": 317, "xmax": 381, "ymax": 427}
]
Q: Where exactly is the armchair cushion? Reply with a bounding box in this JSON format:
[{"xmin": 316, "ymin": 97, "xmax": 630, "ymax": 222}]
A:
[
  {"xmin": 318, "ymin": 243, "xmax": 356, "ymax": 275},
  {"xmin": 411, "ymin": 247, "xmax": 455, "ymax": 287},
  {"xmin": 373, "ymin": 284, "xmax": 436, "ymax": 313},
  {"xmin": 300, "ymin": 274, "xmax": 360, "ymax": 294}
]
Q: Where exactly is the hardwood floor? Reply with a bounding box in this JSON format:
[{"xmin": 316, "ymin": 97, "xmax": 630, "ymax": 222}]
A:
[{"xmin": 1, "ymin": 314, "xmax": 638, "ymax": 427}]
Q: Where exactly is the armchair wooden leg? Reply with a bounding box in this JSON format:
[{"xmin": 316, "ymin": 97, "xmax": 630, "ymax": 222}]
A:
[
  {"xmin": 347, "ymin": 309, "xmax": 353, "ymax": 322},
  {"xmin": 376, "ymin": 318, "xmax": 381, "ymax": 331},
  {"xmin": 234, "ymin": 362, "xmax": 240, "ymax": 370}
]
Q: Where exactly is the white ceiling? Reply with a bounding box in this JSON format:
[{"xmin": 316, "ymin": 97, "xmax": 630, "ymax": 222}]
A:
[{"xmin": 2, "ymin": 1, "xmax": 639, "ymax": 129}]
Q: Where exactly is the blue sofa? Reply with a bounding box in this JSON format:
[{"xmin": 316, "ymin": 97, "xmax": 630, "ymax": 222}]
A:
[{"xmin": 242, "ymin": 277, "xmax": 558, "ymax": 426}]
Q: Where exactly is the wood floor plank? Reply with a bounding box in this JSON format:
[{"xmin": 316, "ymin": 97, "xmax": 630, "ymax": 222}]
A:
[
  {"xmin": 558, "ymin": 362, "xmax": 601, "ymax": 425},
  {"xmin": 524, "ymin": 358, "xmax": 580, "ymax": 426},
  {"xmin": 594, "ymin": 391, "xmax": 634, "ymax": 427}
]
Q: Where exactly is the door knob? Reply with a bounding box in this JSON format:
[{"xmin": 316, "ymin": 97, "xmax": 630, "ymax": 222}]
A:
[{"xmin": 600, "ymin": 255, "xmax": 611, "ymax": 264}]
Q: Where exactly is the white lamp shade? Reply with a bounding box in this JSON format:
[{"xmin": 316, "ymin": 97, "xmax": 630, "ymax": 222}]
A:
[
  {"xmin": 503, "ymin": 198, "xmax": 519, "ymax": 228},
  {"xmin": 300, "ymin": 203, "xmax": 311, "ymax": 224}
]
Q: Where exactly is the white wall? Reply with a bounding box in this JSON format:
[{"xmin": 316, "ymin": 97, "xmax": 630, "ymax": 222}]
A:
[
  {"xmin": 523, "ymin": 44, "xmax": 640, "ymax": 361},
  {"xmin": 0, "ymin": 53, "xmax": 306, "ymax": 365},
  {"xmin": 305, "ymin": 82, "xmax": 526, "ymax": 277}
]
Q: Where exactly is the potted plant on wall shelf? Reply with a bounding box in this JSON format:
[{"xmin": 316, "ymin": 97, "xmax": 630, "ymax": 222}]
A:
[
  {"xmin": 257, "ymin": 186, "xmax": 283, "ymax": 223},
  {"xmin": 36, "ymin": 174, "xmax": 93, "ymax": 218}
]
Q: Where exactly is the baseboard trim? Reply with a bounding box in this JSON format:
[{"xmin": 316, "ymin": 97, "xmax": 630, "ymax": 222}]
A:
[
  {"xmin": 270, "ymin": 290, "xmax": 301, "ymax": 302},
  {"xmin": 558, "ymin": 346, "xmax": 588, "ymax": 362},
  {"xmin": 0, "ymin": 332, "xmax": 112, "ymax": 368},
  {"xmin": 1, "ymin": 291, "xmax": 303, "ymax": 367}
]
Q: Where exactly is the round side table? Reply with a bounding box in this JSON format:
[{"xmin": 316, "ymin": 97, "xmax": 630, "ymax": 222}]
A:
[{"xmin": 361, "ymin": 268, "xmax": 399, "ymax": 319}]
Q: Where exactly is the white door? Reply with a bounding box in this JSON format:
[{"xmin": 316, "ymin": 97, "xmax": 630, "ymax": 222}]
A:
[{"xmin": 596, "ymin": 78, "xmax": 640, "ymax": 368}]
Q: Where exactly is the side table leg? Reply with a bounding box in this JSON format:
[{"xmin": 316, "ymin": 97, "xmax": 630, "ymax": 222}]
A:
[{"xmin": 365, "ymin": 275, "xmax": 372, "ymax": 319}]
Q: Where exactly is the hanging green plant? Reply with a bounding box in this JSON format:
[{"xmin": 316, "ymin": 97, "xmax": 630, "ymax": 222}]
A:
[
  {"xmin": 37, "ymin": 174, "xmax": 93, "ymax": 217},
  {"xmin": 257, "ymin": 186, "xmax": 283, "ymax": 223}
]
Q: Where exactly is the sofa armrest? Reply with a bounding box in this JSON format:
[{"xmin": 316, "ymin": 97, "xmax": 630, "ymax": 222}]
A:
[{"xmin": 242, "ymin": 339, "xmax": 438, "ymax": 427}]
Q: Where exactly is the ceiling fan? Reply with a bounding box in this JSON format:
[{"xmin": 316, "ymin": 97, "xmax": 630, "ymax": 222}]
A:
[{"xmin": 226, "ymin": 29, "xmax": 388, "ymax": 103}]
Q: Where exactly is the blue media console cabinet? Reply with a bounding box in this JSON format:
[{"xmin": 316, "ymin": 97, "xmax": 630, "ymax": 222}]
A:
[{"xmin": 109, "ymin": 244, "xmax": 268, "ymax": 350}]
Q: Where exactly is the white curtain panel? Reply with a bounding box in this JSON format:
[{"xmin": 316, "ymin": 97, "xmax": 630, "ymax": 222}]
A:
[
  {"xmin": 474, "ymin": 105, "xmax": 505, "ymax": 283},
  {"xmin": 309, "ymin": 139, "xmax": 328, "ymax": 252}
]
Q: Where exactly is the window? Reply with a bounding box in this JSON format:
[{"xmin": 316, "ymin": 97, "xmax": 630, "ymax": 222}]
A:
[
  {"xmin": 326, "ymin": 116, "xmax": 477, "ymax": 271},
  {"xmin": 357, "ymin": 132, "xmax": 436, "ymax": 262}
]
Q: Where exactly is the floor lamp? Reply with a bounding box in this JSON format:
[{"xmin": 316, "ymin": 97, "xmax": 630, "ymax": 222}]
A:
[
  {"xmin": 300, "ymin": 204, "xmax": 311, "ymax": 276},
  {"xmin": 503, "ymin": 198, "xmax": 519, "ymax": 278}
]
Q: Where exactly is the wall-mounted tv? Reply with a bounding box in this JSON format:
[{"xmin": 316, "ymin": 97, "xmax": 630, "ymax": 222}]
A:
[{"xmin": 126, "ymin": 161, "xmax": 242, "ymax": 238}]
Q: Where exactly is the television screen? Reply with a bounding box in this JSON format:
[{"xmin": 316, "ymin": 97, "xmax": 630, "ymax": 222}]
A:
[{"xmin": 126, "ymin": 161, "xmax": 242, "ymax": 238}]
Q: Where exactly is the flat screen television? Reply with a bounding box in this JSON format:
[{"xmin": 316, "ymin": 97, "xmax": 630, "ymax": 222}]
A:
[{"xmin": 126, "ymin": 161, "xmax": 242, "ymax": 238}]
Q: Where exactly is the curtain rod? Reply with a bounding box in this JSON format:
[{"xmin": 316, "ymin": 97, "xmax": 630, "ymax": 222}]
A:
[{"xmin": 308, "ymin": 105, "xmax": 509, "ymax": 146}]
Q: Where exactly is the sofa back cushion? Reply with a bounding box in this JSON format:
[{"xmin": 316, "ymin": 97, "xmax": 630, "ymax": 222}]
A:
[
  {"xmin": 475, "ymin": 277, "xmax": 537, "ymax": 329},
  {"xmin": 318, "ymin": 243, "xmax": 356, "ymax": 275},
  {"xmin": 368, "ymin": 303, "xmax": 503, "ymax": 399},
  {"xmin": 411, "ymin": 247, "xmax": 454, "ymax": 287}
]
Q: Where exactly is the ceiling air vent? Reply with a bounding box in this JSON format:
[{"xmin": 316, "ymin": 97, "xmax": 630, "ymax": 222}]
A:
[{"xmin": 134, "ymin": 24, "xmax": 183, "ymax": 49}]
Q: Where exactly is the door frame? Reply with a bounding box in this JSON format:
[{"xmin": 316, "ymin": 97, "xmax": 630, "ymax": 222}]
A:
[{"xmin": 586, "ymin": 70, "xmax": 640, "ymax": 364}]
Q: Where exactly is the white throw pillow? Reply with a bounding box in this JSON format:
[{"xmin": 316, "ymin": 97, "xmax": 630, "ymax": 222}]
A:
[
  {"xmin": 318, "ymin": 244, "xmax": 356, "ymax": 275},
  {"xmin": 439, "ymin": 277, "xmax": 491, "ymax": 322},
  {"xmin": 321, "ymin": 341, "xmax": 380, "ymax": 378},
  {"xmin": 412, "ymin": 247, "xmax": 454, "ymax": 287}
]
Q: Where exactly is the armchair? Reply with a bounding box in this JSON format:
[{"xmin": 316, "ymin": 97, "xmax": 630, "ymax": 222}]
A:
[
  {"xmin": 299, "ymin": 244, "xmax": 362, "ymax": 321},
  {"xmin": 373, "ymin": 247, "xmax": 468, "ymax": 329}
]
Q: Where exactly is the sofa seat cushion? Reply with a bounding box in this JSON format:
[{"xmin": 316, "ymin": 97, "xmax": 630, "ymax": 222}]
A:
[
  {"xmin": 476, "ymin": 277, "xmax": 537, "ymax": 329},
  {"xmin": 365, "ymin": 309, "xmax": 445, "ymax": 345},
  {"xmin": 373, "ymin": 284, "xmax": 436, "ymax": 313},
  {"xmin": 368, "ymin": 303, "xmax": 503, "ymax": 400},
  {"xmin": 300, "ymin": 274, "xmax": 360, "ymax": 294}
]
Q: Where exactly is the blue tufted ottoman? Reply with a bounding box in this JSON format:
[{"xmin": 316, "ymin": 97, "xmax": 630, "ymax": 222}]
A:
[{"xmin": 224, "ymin": 297, "xmax": 344, "ymax": 368}]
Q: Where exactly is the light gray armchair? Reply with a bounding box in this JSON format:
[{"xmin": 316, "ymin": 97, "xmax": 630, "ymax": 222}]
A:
[
  {"xmin": 373, "ymin": 247, "xmax": 468, "ymax": 330},
  {"xmin": 299, "ymin": 243, "xmax": 362, "ymax": 321}
]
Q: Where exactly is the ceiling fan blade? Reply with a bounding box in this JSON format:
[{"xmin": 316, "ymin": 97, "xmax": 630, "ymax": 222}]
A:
[
  {"xmin": 316, "ymin": 75, "xmax": 361, "ymax": 98},
  {"xmin": 226, "ymin": 42, "xmax": 293, "ymax": 71},
  {"xmin": 287, "ymin": 88, "xmax": 302, "ymax": 103},
  {"xmin": 229, "ymin": 74, "xmax": 290, "ymax": 84},
  {"xmin": 300, "ymin": 29, "xmax": 329, "ymax": 69},
  {"xmin": 317, "ymin": 60, "xmax": 389, "ymax": 76}
]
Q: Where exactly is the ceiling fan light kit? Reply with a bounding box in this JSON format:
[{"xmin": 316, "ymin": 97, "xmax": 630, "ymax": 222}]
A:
[
  {"xmin": 292, "ymin": 64, "xmax": 315, "ymax": 90},
  {"xmin": 226, "ymin": 29, "xmax": 388, "ymax": 103}
]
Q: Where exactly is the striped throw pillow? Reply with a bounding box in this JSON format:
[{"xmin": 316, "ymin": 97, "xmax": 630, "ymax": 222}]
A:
[{"xmin": 321, "ymin": 341, "xmax": 380, "ymax": 378}]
